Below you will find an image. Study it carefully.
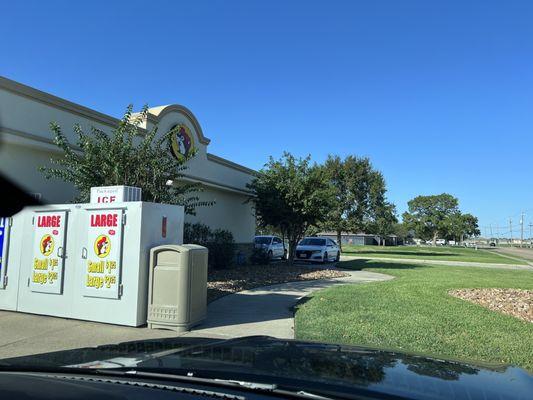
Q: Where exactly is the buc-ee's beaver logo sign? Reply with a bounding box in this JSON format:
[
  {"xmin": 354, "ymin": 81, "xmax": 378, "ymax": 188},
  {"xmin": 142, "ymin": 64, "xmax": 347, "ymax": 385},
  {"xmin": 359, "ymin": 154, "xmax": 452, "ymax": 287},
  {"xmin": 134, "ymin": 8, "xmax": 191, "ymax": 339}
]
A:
[
  {"xmin": 170, "ymin": 124, "xmax": 194, "ymax": 160},
  {"xmin": 40, "ymin": 234, "xmax": 54, "ymax": 256},
  {"xmin": 94, "ymin": 235, "xmax": 111, "ymax": 258}
]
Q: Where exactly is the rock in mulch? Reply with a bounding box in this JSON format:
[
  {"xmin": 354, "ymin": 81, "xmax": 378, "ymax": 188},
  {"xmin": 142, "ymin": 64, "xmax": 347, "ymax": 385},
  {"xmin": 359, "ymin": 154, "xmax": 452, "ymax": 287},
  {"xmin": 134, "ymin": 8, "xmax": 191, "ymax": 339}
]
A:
[
  {"xmin": 207, "ymin": 264, "xmax": 349, "ymax": 303},
  {"xmin": 449, "ymin": 288, "xmax": 532, "ymax": 323}
]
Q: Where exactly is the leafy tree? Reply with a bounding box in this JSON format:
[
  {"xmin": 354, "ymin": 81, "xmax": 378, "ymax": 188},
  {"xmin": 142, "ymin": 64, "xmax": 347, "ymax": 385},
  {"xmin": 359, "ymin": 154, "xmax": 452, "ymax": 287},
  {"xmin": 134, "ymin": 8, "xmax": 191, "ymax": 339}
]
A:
[
  {"xmin": 368, "ymin": 202, "xmax": 398, "ymax": 245},
  {"xmin": 322, "ymin": 155, "xmax": 396, "ymax": 248},
  {"xmin": 402, "ymin": 193, "xmax": 459, "ymax": 246},
  {"xmin": 461, "ymin": 213, "xmax": 481, "ymax": 239},
  {"xmin": 391, "ymin": 222, "xmax": 413, "ymax": 242},
  {"xmin": 40, "ymin": 105, "xmax": 210, "ymax": 214},
  {"xmin": 444, "ymin": 213, "xmax": 480, "ymax": 243},
  {"xmin": 247, "ymin": 152, "xmax": 333, "ymax": 264},
  {"xmin": 366, "ymin": 170, "xmax": 398, "ymax": 245}
]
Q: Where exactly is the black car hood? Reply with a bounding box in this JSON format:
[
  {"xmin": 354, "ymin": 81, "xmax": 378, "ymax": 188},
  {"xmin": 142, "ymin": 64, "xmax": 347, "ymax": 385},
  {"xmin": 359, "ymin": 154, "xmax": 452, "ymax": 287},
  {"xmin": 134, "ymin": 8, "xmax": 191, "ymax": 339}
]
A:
[{"xmin": 1, "ymin": 335, "xmax": 531, "ymax": 399}]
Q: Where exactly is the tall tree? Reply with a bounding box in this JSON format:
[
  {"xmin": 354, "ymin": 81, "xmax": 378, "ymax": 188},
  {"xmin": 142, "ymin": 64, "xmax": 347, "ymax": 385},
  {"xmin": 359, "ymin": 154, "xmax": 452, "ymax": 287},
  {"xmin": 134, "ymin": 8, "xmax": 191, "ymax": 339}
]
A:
[
  {"xmin": 461, "ymin": 213, "xmax": 481, "ymax": 239},
  {"xmin": 322, "ymin": 155, "xmax": 396, "ymax": 248},
  {"xmin": 368, "ymin": 202, "xmax": 398, "ymax": 245},
  {"xmin": 444, "ymin": 213, "xmax": 480, "ymax": 243},
  {"xmin": 402, "ymin": 193, "xmax": 459, "ymax": 246},
  {"xmin": 247, "ymin": 153, "xmax": 333, "ymax": 264},
  {"xmin": 40, "ymin": 105, "xmax": 210, "ymax": 214},
  {"xmin": 366, "ymin": 170, "xmax": 398, "ymax": 245}
]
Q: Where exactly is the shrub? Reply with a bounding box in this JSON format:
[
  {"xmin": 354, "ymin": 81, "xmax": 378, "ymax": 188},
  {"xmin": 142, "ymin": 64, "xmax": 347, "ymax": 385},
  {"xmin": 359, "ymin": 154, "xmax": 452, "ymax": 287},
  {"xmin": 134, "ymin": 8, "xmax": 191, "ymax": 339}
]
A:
[
  {"xmin": 184, "ymin": 223, "xmax": 235, "ymax": 269},
  {"xmin": 250, "ymin": 247, "xmax": 271, "ymax": 265},
  {"xmin": 184, "ymin": 222, "xmax": 211, "ymax": 245},
  {"xmin": 208, "ymin": 229, "xmax": 236, "ymax": 270}
]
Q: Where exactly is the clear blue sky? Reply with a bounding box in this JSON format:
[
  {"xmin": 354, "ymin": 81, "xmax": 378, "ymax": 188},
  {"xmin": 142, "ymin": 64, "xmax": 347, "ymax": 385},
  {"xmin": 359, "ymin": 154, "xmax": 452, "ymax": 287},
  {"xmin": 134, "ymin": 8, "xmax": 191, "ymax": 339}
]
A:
[{"xmin": 2, "ymin": 1, "xmax": 532, "ymax": 237}]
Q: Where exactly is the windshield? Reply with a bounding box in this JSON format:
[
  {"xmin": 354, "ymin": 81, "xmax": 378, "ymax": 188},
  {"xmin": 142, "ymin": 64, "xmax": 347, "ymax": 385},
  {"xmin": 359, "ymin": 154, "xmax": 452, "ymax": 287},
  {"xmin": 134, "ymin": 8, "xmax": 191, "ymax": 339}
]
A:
[
  {"xmin": 254, "ymin": 237, "xmax": 272, "ymax": 244},
  {"xmin": 1, "ymin": 2, "xmax": 532, "ymax": 398},
  {"xmin": 299, "ymin": 238, "xmax": 326, "ymax": 246}
]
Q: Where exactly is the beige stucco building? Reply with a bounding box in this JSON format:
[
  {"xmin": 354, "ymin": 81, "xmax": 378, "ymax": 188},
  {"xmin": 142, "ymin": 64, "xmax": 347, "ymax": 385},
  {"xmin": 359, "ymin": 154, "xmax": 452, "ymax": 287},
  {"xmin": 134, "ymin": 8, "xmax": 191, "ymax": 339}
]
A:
[{"xmin": 0, "ymin": 76, "xmax": 256, "ymax": 243}]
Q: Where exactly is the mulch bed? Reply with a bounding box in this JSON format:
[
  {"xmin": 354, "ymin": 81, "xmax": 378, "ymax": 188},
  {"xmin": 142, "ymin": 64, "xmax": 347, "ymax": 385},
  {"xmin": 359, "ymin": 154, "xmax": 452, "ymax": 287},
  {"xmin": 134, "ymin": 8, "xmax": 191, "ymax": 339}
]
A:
[
  {"xmin": 207, "ymin": 263, "xmax": 349, "ymax": 303},
  {"xmin": 449, "ymin": 288, "xmax": 533, "ymax": 323}
]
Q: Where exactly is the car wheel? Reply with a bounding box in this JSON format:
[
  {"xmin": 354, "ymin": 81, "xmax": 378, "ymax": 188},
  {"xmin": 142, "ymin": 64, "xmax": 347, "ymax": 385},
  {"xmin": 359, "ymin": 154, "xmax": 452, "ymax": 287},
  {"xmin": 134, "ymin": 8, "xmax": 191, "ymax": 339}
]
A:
[
  {"xmin": 335, "ymin": 251, "xmax": 340, "ymax": 262},
  {"xmin": 322, "ymin": 252, "xmax": 328, "ymax": 264}
]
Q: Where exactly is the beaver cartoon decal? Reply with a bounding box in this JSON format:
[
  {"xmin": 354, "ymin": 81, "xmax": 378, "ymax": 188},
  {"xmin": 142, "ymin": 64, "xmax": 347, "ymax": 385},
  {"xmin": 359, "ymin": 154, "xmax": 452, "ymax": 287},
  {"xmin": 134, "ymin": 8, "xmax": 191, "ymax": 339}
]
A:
[
  {"xmin": 94, "ymin": 235, "xmax": 111, "ymax": 258},
  {"xmin": 170, "ymin": 124, "xmax": 194, "ymax": 160},
  {"xmin": 40, "ymin": 234, "xmax": 54, "ymax": 256}
]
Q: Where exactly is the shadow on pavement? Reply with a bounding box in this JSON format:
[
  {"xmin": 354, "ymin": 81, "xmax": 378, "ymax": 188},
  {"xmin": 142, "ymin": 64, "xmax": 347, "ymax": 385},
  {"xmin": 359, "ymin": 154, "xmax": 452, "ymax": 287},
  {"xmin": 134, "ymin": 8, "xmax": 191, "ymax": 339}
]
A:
[{"xmin": 198, "ymin": 279, "xmax": 352, "ymax": 331}]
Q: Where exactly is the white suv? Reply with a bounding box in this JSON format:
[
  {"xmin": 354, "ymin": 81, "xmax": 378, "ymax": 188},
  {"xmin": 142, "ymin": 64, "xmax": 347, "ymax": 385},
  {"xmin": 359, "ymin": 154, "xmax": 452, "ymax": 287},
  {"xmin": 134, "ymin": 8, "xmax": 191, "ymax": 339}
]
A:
[
  {"xmin": 295, "ymin": 237, "xmax": 340, "ymax": 263},
  {"xmin": 253, "ymin": 235, "xmax": 287, "ymax": 259}
]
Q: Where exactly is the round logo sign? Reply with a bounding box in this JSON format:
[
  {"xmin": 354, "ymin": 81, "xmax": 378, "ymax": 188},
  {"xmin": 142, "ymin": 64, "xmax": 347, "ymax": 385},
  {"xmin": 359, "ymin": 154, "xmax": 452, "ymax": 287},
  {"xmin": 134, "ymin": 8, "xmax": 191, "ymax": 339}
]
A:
[
  {"xmin": 170, "ymin": 124, "xmax": 195, "ymax": 160},
  {"xmin": 94, "ymin": 235, "xmax": 111, "ymax": 258},
  {"xmin": 40, "ymin": 234, "xmax": 54, "ymax": 256}
]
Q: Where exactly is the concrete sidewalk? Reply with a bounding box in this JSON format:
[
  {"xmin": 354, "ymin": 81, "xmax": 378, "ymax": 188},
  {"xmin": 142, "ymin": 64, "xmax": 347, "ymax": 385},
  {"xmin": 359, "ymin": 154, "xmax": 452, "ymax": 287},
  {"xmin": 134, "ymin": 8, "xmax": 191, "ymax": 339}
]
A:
[
  {"xmin": 340, "ymin": 255, "xmax": 533, "ymax": 271},
  {"xmin": 182, "ymin": 270, "xmax": 392, "ymax": 340},
  {"xmin": 0, "ymin": 270, "xmax": 391, "ymax": 359}
]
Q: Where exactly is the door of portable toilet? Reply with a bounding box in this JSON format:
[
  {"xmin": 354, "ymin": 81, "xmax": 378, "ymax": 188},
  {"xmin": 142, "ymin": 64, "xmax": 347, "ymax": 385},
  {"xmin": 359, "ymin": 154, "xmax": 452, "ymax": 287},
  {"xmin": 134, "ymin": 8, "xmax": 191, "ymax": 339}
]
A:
[{"xmin": 147, "ymin": 244, "xmax": 207, "ymax": 332}]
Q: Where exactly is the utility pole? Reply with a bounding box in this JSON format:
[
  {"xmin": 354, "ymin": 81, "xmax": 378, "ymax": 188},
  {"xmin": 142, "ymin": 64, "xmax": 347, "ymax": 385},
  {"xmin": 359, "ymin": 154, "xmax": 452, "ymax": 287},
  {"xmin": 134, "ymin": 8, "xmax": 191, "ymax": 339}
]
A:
[
  {"xmin": 509, "ymin": 218, "xmax": 513, "ymax": 246},
  {"xmin": 529, "ymin": 222, "xmax": 532, "ymax": 248},
  {"xmin": 520, "ymin": 212, "xmax": 524, "ymax": 248}
]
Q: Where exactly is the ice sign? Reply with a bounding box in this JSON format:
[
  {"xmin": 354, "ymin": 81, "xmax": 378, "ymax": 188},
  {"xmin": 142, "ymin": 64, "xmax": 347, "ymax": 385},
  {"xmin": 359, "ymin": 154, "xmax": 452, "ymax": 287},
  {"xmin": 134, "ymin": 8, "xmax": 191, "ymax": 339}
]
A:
[
  {"xmin": 30, "ymin": 211, "xmax": 67, "ymax": 294},
  {"xmin": 83, "ymin": 209, "xmax": 123, "ymax": 299}
]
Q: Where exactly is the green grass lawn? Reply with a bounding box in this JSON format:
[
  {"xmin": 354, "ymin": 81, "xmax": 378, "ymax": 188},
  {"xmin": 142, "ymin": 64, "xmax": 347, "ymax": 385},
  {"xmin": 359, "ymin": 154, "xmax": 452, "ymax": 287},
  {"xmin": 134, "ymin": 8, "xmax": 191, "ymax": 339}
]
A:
[
  {"xmin": 341, "ymin": 244, "xmax": 527, "ymax": 265},
  {"xmin": 294, "ymin": 260, "xmax": 533, "ymax": 371}
]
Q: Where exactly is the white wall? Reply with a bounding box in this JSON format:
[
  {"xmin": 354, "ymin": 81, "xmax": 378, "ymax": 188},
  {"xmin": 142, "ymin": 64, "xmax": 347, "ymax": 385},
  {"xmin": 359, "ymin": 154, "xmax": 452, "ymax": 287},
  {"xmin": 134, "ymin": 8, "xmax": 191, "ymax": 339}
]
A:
[
  {"xmin": 0, "ymin": 141, "xmax": 77, "ymax": 203},
  {"xmin": 184, "ymin": 187, "xmax": 255, "ymax": 243}
]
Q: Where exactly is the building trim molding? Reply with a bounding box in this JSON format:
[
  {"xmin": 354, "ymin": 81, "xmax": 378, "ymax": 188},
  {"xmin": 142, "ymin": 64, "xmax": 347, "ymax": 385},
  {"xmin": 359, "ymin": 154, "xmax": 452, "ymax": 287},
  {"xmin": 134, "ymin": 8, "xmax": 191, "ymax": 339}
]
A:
[
  {"xmin": 180, "ymin": 173, "xmax": 253, "ymax": 196},
  {"xmin": 0, "ymin": 76, "xmax": 141, "ymax": 131},
  {"xmin": 1, "ymin": 125, "xmax": 82, "ymax": 151},
  {"xmin": 206, "ymin": 153, "xmax": 258, "ymax": 176}
]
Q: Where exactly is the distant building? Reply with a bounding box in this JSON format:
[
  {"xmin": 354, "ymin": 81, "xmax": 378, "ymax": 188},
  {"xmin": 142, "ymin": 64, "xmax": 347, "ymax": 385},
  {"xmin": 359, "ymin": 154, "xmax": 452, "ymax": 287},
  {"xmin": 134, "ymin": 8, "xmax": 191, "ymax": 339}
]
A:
[{"xmin": 318, "ymin": 232, "xmax": 402, "ymax": 246}]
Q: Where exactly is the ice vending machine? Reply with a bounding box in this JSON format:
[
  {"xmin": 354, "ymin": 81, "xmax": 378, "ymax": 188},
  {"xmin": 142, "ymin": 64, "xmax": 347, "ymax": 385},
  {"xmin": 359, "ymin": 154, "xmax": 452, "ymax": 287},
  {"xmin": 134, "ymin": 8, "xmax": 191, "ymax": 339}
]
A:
[{"xmin": 2, "ymin": 201, "xmax": 184, "ymax": 326}]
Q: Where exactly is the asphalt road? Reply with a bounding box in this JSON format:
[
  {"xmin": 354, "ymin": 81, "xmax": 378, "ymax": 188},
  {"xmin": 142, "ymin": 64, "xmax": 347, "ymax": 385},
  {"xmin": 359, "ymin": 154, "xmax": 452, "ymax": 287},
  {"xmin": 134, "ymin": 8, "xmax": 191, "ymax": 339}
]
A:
[{"xmin": 494, "ymin": 247, "xmax": 533, "ymax": 263}]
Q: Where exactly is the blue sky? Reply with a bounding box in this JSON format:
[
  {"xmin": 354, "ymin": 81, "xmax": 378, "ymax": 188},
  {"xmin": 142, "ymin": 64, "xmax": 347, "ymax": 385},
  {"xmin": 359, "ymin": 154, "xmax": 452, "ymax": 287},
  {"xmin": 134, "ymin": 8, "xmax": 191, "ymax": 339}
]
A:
[{"xmin": 1, "ymin": 1, "xmax": 532, "ymax": 237}]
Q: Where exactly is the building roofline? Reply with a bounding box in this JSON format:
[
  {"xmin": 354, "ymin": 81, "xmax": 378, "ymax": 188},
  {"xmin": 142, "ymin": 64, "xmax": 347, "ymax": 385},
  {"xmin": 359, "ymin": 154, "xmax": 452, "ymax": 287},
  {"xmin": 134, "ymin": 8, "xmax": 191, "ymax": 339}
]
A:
[
  {"xmin": 0, "ymin": 75, "xmax": 130, "ymax": 130},
  {"xmin": 1, "ymin": 76, "xmax": 257, "ymax": 176},
  {"xmin": 146, "ymin": 104, "xmax": 211, "ymax": 145},
  {"xmin": 207, "ymin": 153, "xmax": 257, "ymax": 176}
]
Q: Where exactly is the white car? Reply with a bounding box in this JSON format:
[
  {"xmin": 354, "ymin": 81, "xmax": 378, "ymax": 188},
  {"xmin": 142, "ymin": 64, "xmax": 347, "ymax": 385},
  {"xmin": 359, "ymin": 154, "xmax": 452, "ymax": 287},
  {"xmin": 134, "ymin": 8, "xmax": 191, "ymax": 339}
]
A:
[
  {"xmin": 253, "ymin": 235, "xmax": 287, "ymax": 259},
  {"xmin": 295, "ymin": 237, "xmax": 340, "ymax": 263}
]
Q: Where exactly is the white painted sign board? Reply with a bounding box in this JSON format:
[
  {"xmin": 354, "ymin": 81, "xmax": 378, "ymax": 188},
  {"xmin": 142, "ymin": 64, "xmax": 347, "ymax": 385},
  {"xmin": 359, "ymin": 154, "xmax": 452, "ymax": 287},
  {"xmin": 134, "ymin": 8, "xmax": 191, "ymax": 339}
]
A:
[
  {"xmin": 90, "ymin": 186, "xmax": 141, "ymax": 204},
  {"xmin": 83, "ymin": 209, "xmax": 123, "ymax": 299},
  {"xmin": 30, "ymin": 211, "xmax": 67, "ymax": 294}
]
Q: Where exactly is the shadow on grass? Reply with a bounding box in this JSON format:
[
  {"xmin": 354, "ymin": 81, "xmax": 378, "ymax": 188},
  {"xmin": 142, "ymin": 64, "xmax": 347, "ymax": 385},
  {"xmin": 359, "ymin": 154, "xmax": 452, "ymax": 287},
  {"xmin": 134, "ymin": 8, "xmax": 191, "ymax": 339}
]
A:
[
  {"xmin": 338, "ymin": 259, "xmax": 425, "ymax": 271},
  {"xmin": 343, "ymin": 250, "xmax": 460, "ymax": 257}
]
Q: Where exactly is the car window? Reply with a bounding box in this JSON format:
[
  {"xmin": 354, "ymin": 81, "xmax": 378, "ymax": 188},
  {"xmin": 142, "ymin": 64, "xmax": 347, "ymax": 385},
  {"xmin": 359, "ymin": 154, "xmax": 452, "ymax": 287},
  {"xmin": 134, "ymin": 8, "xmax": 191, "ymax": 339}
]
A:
[
  {"xmin": 299, "ymin": 238, "xmax": 326, "ymax": 246},
  {"xmin": 254, "ymin": 237, "xmax": 272, "ymax": 244}
]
